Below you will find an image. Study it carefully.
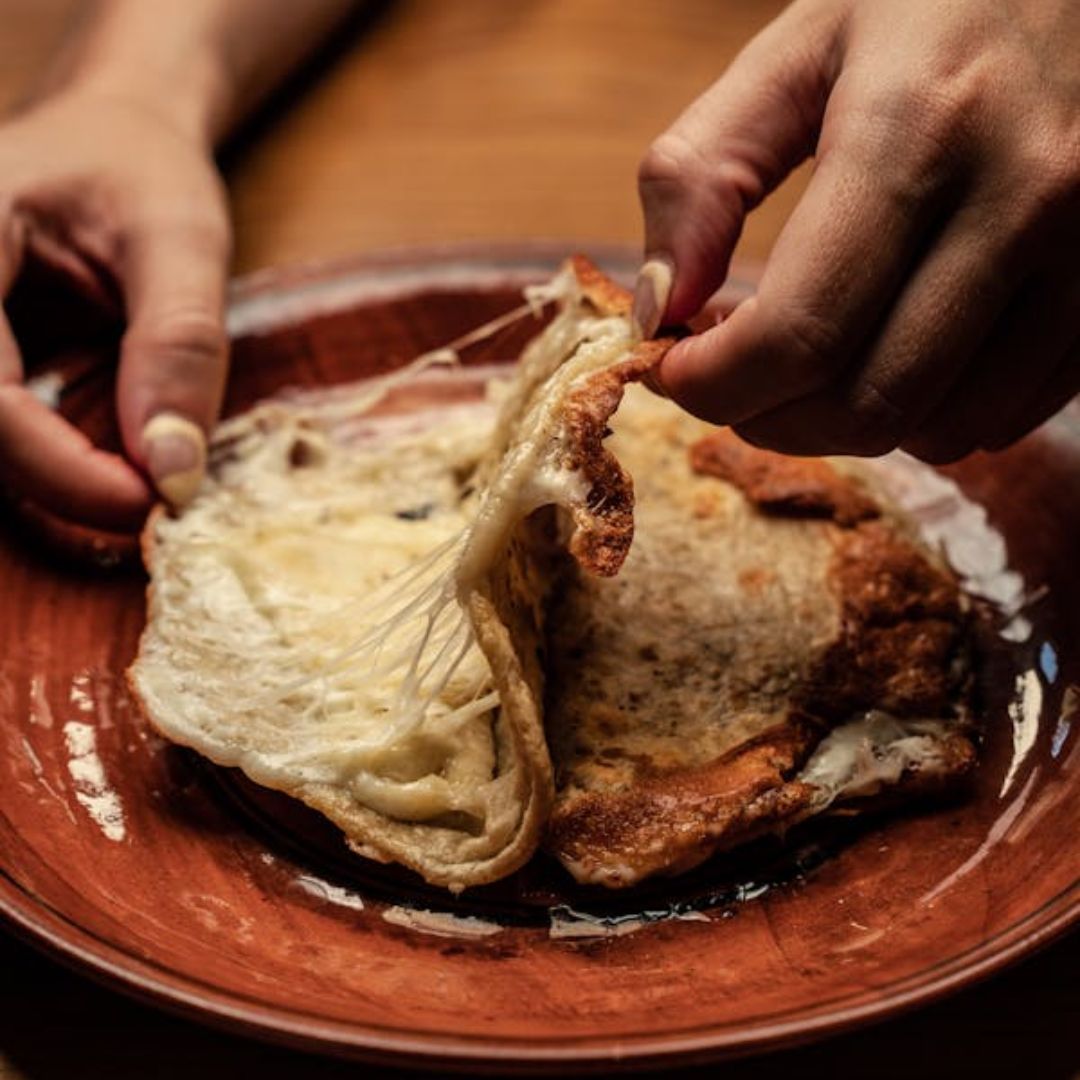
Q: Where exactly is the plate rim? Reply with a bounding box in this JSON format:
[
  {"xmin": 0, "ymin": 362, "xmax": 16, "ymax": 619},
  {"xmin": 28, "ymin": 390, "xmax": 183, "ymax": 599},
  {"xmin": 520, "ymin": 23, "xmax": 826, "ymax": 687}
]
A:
[
  {"xmin": 3, "ymin": 241, "xmax": 1078, "ymax": 1071},
  {"xmin": 3, "ymin": 871, "xmax": 1076, "ymax": 1070}
]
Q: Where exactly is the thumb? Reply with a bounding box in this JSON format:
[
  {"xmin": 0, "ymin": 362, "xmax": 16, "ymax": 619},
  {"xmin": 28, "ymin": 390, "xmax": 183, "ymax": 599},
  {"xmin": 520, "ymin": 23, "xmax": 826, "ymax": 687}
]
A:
[
  {"xmin": 116, "ymin": 215, "xmax": 230, "ymax": 508},
  {"xmin": 634, "ymin": 0, "xmax": 845, "ymax": 333}
]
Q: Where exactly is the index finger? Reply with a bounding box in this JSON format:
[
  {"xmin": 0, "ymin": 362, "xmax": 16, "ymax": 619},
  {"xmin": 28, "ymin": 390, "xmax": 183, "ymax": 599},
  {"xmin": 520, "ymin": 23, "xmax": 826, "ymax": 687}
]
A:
[
  {"xmin": 636, "ymin": 0, "xmax": 846, "ymax": 328},
  {"xmin": 0, "ymin": 383, "xmax": 151, "ymax": 530},
  {"xmin": 658, "ymin": 78, "xmax": 963, "ymax": 426}
]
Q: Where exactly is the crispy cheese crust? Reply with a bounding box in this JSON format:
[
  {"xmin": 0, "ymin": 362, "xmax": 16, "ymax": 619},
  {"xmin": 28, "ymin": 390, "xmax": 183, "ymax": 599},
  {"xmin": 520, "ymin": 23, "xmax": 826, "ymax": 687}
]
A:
[
  {"xmin": 560, "ymin": 338, "xmax": 674, "ymax": 577},
  {"xmin": 569, "ymin": 253, "xmax": 635, "ymax": 317},
  {"xmin": 558, "ymin": 256, "xmax": 677, "ymax": 575},
  {"xmin": 690, "ymin": 429, "xmax": 880, "ymax": 527}
]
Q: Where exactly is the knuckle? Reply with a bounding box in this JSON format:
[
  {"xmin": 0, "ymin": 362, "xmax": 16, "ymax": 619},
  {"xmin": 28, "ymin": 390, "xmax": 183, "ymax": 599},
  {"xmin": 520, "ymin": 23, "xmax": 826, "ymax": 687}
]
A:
[
  {"xmin": 842, "ymin": 80, "xmax": 972, "ymax": 201},
  {"xmin": 831, "ymin": 383, "xmax": 907, "ymax": 456},
  {"xmin": 639, "ymin": 131, "xmax": 764, "ymax": 218},
  {"xmin": 911, "ymin": 44, "xmax": 999, "ymax": 141},
  {"xmin": 127, "ymin": 311, "xmax": 227, "ymax": 371},
  {"xmin": 131, "ymin": 200, "xmax": 232, "ymax": 256},
  {"xmin": 180, "ymin": 212, "xmax": 232, "ymax": 259},
  {"xmin": 760, "ymin": 301, "xmax": 846, "ymax": 390},
  {"xmin": 782, "ymin": 308, "xmax": 841, "ymax": 363},
  {"xmin": 1010, "ymin": 136, "xmax": 1080, "ymax": 228},
  {"xmin": 198, "ymin": 207, "xmax": 233, "ymax": 253},
  {"xmin": 638, "ymin": 133, "xmax": 701, "ymax": 195},
  {"xmin": 913, "ymin": 88, "xmax": 969, "ymax": 154},
  {"xmin": 637, "ymin": 133, "xmax": 752, "ymax": 269}
]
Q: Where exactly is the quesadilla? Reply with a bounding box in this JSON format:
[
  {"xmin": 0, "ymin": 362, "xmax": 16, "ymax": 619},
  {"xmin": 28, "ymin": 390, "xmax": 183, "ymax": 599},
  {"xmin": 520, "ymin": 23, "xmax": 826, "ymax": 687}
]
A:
[{"xmin": 130, "ymin": 256, "xmax": 976, "ymax": 893}]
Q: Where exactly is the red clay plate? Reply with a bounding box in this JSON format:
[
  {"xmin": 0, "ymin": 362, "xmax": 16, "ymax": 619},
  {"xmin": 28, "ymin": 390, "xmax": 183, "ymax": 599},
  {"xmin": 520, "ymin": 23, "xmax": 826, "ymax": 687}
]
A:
[{"xmin": 1, "ymin": 245, "xmax": 1077, "ymax": 1073}]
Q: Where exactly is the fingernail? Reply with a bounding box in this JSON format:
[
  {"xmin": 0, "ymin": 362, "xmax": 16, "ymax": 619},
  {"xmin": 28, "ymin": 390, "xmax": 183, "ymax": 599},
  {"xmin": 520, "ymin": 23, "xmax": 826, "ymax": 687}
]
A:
[
  {"xmin": 142, "ymin": 413, "xmax": 206, "ymax": 508},
  {"xmin": 632, "ymin": 257, "xmax": 674, "ymax": 340}
]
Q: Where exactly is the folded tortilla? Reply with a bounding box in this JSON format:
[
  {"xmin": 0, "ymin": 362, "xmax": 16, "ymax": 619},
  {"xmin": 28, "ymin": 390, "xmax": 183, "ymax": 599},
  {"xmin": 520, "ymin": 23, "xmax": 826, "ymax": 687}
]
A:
[{"xmin": 129, "ymin": 256, "xmax": 675, "ymax": 891}]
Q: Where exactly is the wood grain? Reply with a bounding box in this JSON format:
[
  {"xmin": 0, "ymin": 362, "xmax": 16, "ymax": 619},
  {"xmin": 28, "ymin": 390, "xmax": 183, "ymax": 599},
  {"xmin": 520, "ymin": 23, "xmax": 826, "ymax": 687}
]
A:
[
  {"xmin": 224, "ymin": 0, "xmax": 810, "ymax": 271},
  {"xmin": 0, "ymin": 0, "xmax": 808, "ymax": 274}
]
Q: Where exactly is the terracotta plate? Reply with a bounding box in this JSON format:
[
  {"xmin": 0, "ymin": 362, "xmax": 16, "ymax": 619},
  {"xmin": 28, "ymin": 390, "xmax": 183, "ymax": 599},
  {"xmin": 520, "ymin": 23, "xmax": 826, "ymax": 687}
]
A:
[{"xmin": 1, "ymin": 245, "xmax": 1077, "ymax": 1073}]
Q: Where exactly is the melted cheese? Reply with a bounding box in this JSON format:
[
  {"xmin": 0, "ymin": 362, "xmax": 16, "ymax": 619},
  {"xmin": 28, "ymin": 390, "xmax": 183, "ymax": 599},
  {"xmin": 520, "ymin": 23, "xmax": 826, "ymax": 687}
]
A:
[
  {"xmin": 798, "ymin": 711, "xmax": 957, "ymax": 806},
  {"xmin": 134, "ymin": 266, "xmax": 639, "ymax": 828},
  {"xmin": 456, "ymin": 296, "xmax": 634, "ymax": 587},
  {"xmin": 138, "ymin": 400, "xmax": 499, "ymax": 820}
]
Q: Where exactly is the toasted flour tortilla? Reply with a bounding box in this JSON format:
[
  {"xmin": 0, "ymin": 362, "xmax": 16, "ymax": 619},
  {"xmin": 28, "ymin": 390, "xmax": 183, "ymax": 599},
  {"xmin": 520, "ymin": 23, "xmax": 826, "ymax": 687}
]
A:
[
  {"xmin": 130, "ymin": 255, "xmax": 976, "ymax": 894},
  {"xmin": 129, "ymin": 257, "xmax": 676, "ymax": 891},
  {"xmin": 542, "ymin": 391, "xmax": 976, "ymax": 887}
]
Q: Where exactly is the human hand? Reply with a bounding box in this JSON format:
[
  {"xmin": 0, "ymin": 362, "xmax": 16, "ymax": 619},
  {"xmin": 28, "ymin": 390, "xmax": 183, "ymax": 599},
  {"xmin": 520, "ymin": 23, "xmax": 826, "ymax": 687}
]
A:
[
  {"xmin": 0, "ymin": 89, "xmax": 230, "ymax": 529},
  {"xmin": 635, "ymin": 0, "xmax": 1080, "ymax": 461}
]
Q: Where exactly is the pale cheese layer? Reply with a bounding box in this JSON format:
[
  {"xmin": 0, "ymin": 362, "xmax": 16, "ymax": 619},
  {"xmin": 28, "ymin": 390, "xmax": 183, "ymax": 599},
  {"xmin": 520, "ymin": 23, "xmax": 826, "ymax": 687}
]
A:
[
  {"xmin": 135, "ymin": 400, "xmax": 503, "ymax": 823},
  {"xmin": 134, "ymin": 268, "xmax": 640, "ymax": 830}
]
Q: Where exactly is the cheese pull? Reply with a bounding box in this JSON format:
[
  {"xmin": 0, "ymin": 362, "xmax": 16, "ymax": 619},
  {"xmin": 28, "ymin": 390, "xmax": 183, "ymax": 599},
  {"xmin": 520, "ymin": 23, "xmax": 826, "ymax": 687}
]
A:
[{"xmin": 129, "ymin": 256, "xmax": 676, "ymax": 891}]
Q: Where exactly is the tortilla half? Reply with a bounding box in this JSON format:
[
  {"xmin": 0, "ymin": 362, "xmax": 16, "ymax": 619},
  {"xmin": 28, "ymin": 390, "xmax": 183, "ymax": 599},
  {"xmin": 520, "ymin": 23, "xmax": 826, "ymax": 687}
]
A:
[
  {"xmin": 129, "ymin": 256, "xmax": 675, "ymax": 891},
  {"xmin": 543, "ymin": 392, "xmax": 976, "ymax": 887},
  {"xmin": 130, "ymin": 255, "xmax": 976, "ymax": 893}
]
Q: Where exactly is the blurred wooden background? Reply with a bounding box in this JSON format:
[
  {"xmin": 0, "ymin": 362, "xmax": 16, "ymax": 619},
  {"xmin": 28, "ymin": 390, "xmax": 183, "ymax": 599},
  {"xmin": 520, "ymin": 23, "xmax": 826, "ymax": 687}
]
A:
[
  {"xmin": 0, "ymin": 0, "xmax": 806, "ymax": 273},
  {"xmin": 0, "ymin": 2, "xmax": 1075, "ymax": 1078}
]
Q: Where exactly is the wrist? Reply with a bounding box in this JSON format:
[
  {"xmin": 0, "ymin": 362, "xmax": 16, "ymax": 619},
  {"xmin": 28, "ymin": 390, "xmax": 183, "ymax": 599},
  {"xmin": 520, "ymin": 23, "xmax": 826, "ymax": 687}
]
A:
[
  {"xmin": 62, "ymin": 58, "xmax": 226, "ymax": 149},
  {"xmin": 27, "ymin": 4, "xmax": 231, "ymax": 149}
]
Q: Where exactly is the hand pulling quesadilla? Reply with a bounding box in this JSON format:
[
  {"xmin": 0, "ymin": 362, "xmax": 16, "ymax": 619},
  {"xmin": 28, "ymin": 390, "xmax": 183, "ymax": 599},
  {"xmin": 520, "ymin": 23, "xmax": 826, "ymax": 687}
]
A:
[{"xmin": 129, "ymin": 256, "xmax": 976, "ymax": 892}]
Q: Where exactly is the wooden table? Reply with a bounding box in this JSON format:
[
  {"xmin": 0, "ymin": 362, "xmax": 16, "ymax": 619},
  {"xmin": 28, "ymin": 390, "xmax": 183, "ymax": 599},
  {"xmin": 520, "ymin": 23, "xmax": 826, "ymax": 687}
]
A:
[{"xmin": 0, "ymin": 2, "xmax": 1075, "ymax": 1076}]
